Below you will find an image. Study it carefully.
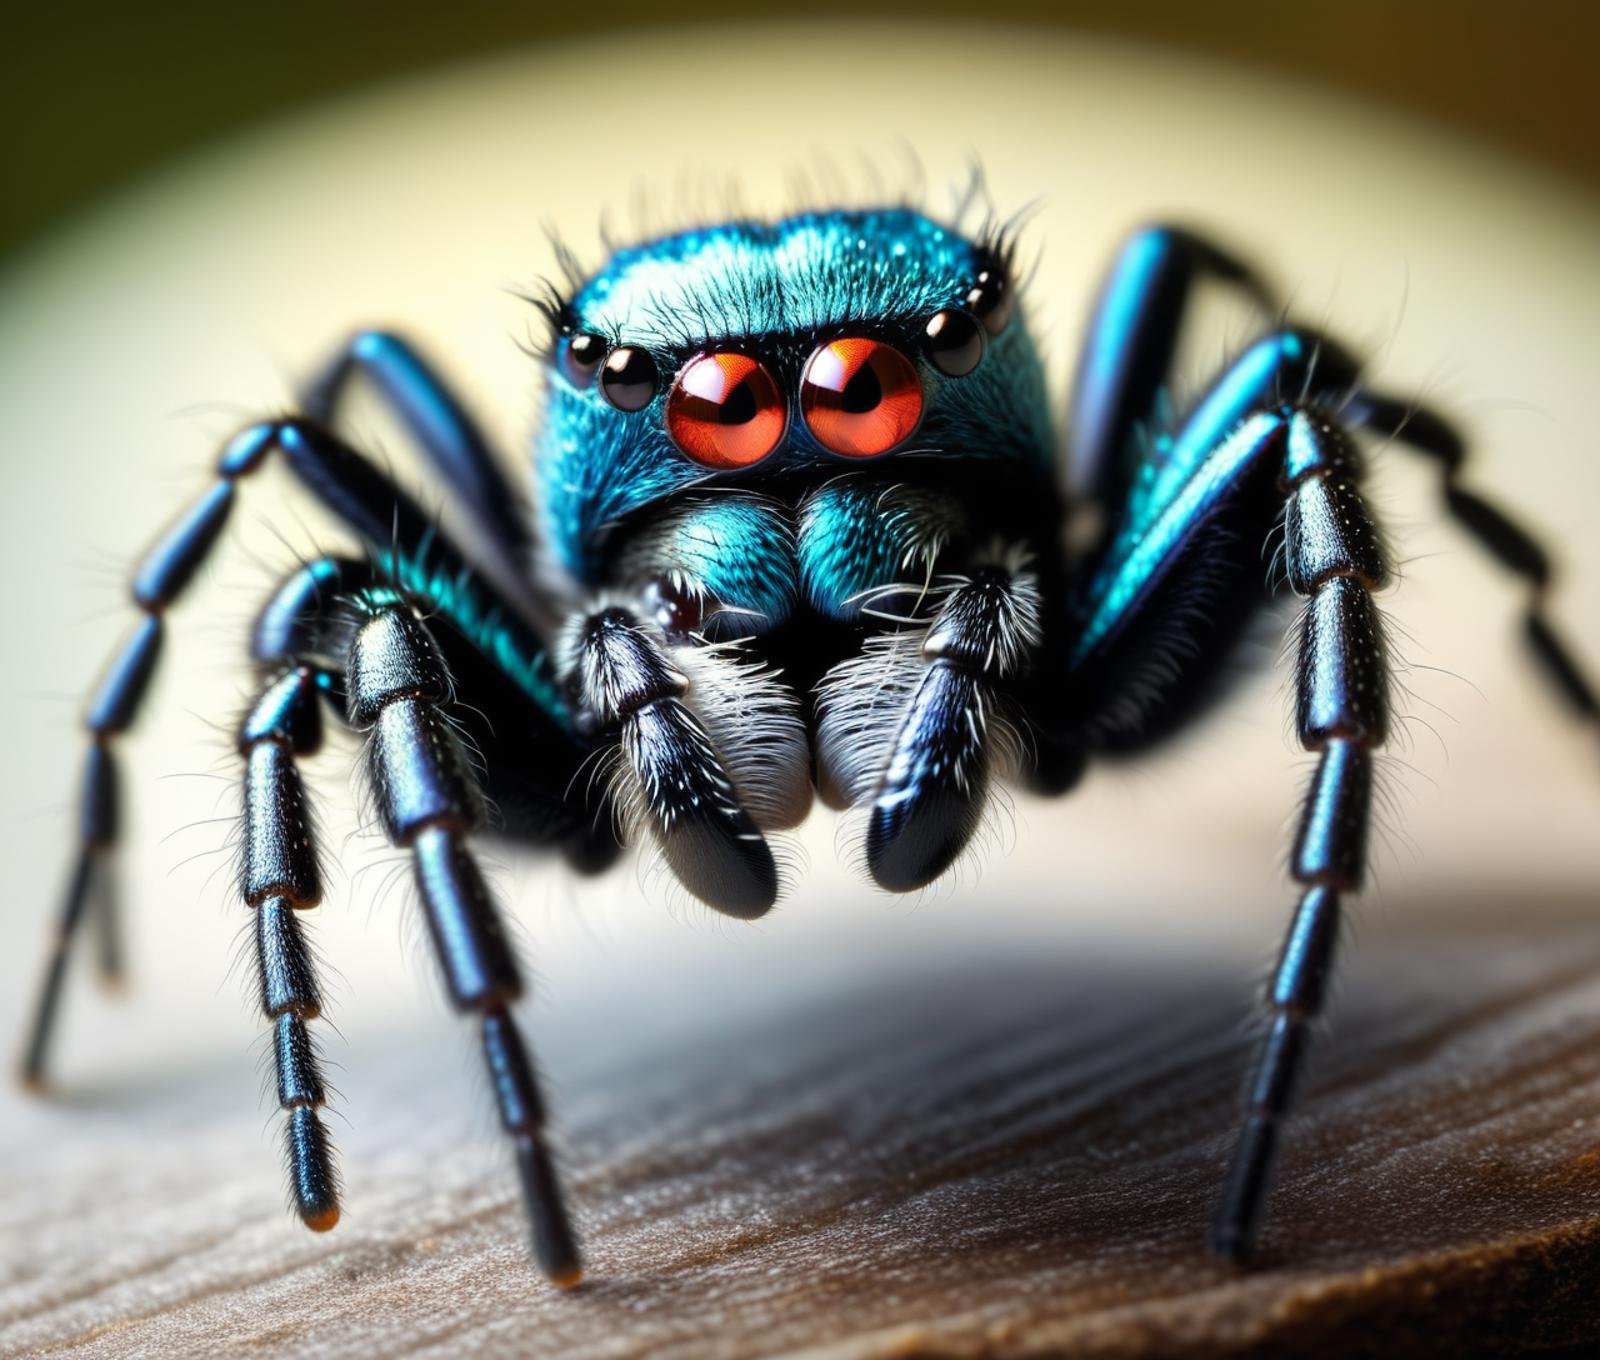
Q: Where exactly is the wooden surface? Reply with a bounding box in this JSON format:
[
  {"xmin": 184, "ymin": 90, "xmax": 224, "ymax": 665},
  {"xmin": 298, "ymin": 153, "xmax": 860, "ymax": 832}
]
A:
[
  {"xmin": 5, "ymin": 897, "xmax": 1600, "ymax": 1359},
  {"xmin": 3, "ymin": 22, "xmax": 1600, "ymax": 1360}
]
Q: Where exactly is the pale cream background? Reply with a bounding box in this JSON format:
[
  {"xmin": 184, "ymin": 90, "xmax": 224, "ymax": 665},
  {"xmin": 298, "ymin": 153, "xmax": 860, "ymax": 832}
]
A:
[{"xmin": 0, "ymin": 22, "xmax": 1597, "ymax": 1335}]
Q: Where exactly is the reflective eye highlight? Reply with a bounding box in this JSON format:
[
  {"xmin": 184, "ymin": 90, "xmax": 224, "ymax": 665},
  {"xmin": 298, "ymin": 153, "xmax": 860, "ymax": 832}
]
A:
[
  {"xmin": 965, "ymin": 266, "xmax": 1014, "ymax": 336},
  {"xmin": 560, "ymin": 333, "xmax": 606, "ymax": 389},
  {"xmin": 800, "ymin": 339, "xmax": 922, "ymax": 458},
  {"xmin": 666, "ymin": 353, "xmax": 786, "ymax": 469},
  {"xmin": 600, "ymin": 347, "xmax": 658, "ymax": 412},
  {"xmin": 923, "ymin": 309, "xmax": 985, "ymax": 376}
]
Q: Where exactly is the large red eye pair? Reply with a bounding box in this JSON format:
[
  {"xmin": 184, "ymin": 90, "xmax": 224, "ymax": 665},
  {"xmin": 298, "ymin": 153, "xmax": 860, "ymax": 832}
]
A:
[{"xmin": 665, "ymin": 339, "xmax": 923, "ymax": 470}]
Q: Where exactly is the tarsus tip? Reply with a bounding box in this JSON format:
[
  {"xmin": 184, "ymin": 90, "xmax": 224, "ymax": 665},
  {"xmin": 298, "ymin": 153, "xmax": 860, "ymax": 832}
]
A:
[
  {"xmin": 549, "ymin": 1265, "xmax": 583, "ymax": 1290},
  {"xmin": 301, "ymin": 1206, "xmax": 341, "ymax": 1233}
]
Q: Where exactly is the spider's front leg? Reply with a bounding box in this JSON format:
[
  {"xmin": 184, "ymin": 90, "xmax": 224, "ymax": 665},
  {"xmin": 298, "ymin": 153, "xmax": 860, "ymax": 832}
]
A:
[
  {"xmin": 237, "ymin": 660, "xmax": 343, "ymax": 1232},
  {"xmin": 339, "ymin": 588, "xmax": 582, "ymax": 1283},
  {"xmin": 235, "ymin": 552, "xmax": 587, "ymax": 1279}
]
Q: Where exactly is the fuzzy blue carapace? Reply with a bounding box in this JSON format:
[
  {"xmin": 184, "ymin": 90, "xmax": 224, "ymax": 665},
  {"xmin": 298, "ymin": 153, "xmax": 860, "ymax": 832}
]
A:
[
  {"xmin": 533, "ymin": 208, "xmax": 1053, "ymax": 590},
  {"xmin": 25, "ymin": 193, "xmax": 1597, "ymax": 1293}
]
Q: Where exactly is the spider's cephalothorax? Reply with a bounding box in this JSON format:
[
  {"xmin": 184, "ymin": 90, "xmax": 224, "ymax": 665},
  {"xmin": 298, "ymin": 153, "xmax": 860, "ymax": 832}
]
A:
[
  {"xmin": 535, "ymin": 209, "xmax": 1059, "ymax": 910},
  {"xmin": 20, "ymin": 207, "xmax": 1597, "ymax": 1287}
]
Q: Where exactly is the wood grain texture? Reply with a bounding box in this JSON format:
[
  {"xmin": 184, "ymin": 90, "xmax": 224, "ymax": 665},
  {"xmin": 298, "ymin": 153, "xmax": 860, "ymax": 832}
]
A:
[{"xmin": 5, "ymin": 900, "xmax": 1598, "ymax": 1359}]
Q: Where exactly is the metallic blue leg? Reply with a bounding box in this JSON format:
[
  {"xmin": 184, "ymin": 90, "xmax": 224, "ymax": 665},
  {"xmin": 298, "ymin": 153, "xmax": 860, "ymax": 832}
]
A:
[
  {"xmin": 20, "ymin": 454, "xmax": 231, "ymax": 1086},
  {"xmin": 1066, "ymin": 224, "xmax": 1273, "ymax": 520},
  {"xmin": 1211, "ymin": 413, "xmax": 1393, "ymax": 1259},
  {"xmin": 1061, "ymin": 392, "xmax": 1395, "ymax": 1260},
  {"xmin": 303, "ymin": 329, "xmax": 533, "ymax": 578},
  {"xmin": 344, "ymin": 591, "xmax": 581, "ymax": 1285},
  {"xmin": 1062, "ymin": 329, "xmax": 1368, "ymax": 747},
  {"xmin": 254, "ymin": 553, "xmax": 610, "ymax": 874}
]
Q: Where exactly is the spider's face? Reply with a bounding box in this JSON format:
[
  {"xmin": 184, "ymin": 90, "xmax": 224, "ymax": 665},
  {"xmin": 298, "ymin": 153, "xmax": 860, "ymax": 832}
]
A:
[{"xmin": 532, "ymin": 208, "xmax": 1053, "ymax": 581}]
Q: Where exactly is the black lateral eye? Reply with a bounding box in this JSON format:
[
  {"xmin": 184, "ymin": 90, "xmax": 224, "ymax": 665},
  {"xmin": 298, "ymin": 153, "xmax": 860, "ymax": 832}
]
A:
[
  {"xmin": 561, "ymin": 332, "xmax": 606, "ymax": 388},
  {"xmin": 965, "ymin": 267, "xmax": 1015, "ymax": 336},
  {"xmin": 600, "ymin": 346, "xmax": 658, "ymax": 412},
  {"xmin": 923, "ymin": 309, "xmax": 985, "ymax": 377}
]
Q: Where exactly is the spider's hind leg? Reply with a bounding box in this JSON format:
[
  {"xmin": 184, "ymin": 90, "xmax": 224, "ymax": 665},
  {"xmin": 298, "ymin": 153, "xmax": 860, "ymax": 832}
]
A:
[
  {"xmin": 1067, "ymin": 223, "xmax": 1273, "ymax": 525},
  {"xmin": 19, "ymin": 463, "xmax": 236, "ymax": 1088},
  {"xmin": 302, "ymin": 329, "xmax": 536, "ymax": 605},
  {"xmin": 1347, "ymin": 391, "xmax": 1598, "ymax": 735}
]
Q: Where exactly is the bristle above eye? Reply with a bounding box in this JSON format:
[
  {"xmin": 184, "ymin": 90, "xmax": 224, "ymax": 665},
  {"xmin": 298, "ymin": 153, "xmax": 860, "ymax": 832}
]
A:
[{"xmin": 515, "ymin": 278, "xmax": 573, "ymax": 365}]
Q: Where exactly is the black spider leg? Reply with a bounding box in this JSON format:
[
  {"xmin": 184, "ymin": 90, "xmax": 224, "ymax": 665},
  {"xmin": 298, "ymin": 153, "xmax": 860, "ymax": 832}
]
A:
[
  {"xmin": 19, "ymin": 476, "xmax": 232, "ymax": 1088},
  {"xmin": 1059, "ymin": 398, "xmax": 1393, "ymax": 1263},
  {"xmin": 19, "ymin": 418, "xmax": 543, "ymax": 1089},
  {"xmin": 301, "ymin": 331, "xmax": 545, "ymax": 626},
  {"xmin": 237, "ymin": 659, "xmax": 343, "ymax": 1231},
  {"xmin": 256, "ymin": 549, "xmax": 620, "ymax": 882},
  {"xmin": 343, "ymin": 587, "xmax": 580, "ymax": 1284},
  {"xmin": 241, "ymin": 554, "xmax": 381, "ymax": 1231},
  {"xmin": 1212, "ymin": 411, "xmax": 1393, "ymax": 1261},
  {"xmin": 1066, "ymin": 222, "xmax": 1273, "ymax": 527},
  {"xmin": 1346, "ymin": 392, "xmax": 1598, "ymax": 734}
]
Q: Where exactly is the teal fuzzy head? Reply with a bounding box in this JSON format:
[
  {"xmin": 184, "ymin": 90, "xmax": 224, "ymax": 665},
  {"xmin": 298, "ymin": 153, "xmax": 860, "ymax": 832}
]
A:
[{"xmin": 532, "ymin": 207, "xmax": 1052, "ymax": 583}]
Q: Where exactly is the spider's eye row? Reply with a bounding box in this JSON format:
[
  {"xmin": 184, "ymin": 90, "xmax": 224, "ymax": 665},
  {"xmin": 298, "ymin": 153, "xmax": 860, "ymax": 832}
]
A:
[
  {"xmin": 559, "ymin": 333, "xmax": 659, "ymax": 412},
  {"xmin": 560, "ymin": 331, "xmax": 607, "ymax": 388},
  {"xmin": 599, "ymin": 346, "xmax": 658, "ymax": 412},
  {"xmin": 800, "ymin": 338, "xmax": 923, "ymax": 458},
  {"xmin": 666, "ymin": 340, "xmax": 925, "ymax": 470},
  {"xmin": 923, "ymin": 309, "xmax": 985, "ymax": 377},
  {"xmin": 965, "ymin": 266, "xmax": 1014, "ymax": 336},
  {"xmin": 666, "ymin": 352, "xmax": 787, "ymax": 469}
]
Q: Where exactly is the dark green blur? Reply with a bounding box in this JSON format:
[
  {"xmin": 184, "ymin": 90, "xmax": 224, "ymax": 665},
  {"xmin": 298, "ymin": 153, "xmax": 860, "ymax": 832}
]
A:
[{"xmin": 4, "ymin": 2, "xmax": 1595, "ymax": 263}]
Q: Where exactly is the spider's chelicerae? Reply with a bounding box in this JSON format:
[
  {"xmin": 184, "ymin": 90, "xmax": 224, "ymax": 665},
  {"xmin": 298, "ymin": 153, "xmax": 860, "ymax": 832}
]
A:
[{"xmin": 21, "ymin": 207, "xmax": 1597, "ymax": 1287}]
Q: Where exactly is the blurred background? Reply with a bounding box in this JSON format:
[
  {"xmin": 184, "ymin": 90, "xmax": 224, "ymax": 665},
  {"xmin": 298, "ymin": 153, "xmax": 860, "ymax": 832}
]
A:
[
  {"xmin": 4, "ymin": 1, "xmax": 1600, "ymax": 261},
  {"xmin": 2, "ymin": 8, "xmax": 1598, "ymax": 1354}
]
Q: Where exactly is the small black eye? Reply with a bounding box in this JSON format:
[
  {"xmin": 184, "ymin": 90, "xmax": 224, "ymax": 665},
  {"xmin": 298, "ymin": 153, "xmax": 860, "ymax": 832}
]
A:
[
  {"xmin": 600, "ymin": 346, "xmax": 658, "ymax": 412},
  {"xmin": 965, "ymin": 267, "xmax": 1015, "ymax": 336},
  {"xmin": 923, "ymin": 309, "xmax": 985, "ymax": 377},
  {"xmin": 561, "ymin": 332, "xmax": 606, "ymax": 389}
]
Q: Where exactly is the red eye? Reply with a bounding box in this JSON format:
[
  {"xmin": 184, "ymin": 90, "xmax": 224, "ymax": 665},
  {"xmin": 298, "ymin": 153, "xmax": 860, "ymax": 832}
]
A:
[
  {"xmin": 666, "ymin": 353, "xmax": 786, "ymax": 470},
  {"xmin": 800, "ymin": 339, "xmax": 923, "ymax": 458}
]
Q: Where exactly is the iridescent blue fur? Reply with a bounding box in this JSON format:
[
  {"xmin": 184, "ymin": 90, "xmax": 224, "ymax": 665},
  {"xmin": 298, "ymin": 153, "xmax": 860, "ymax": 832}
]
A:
[
  {"xmin": 619, "ymin": 495, "xmax": 798, "ymax": 633},
  {"xmin": 532, "ymin": 209, "xmax": 1052, "ymax": 586},
  {"xmin": 796, "ymin": 480, "xmax": 967, "ymax": 622}
]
